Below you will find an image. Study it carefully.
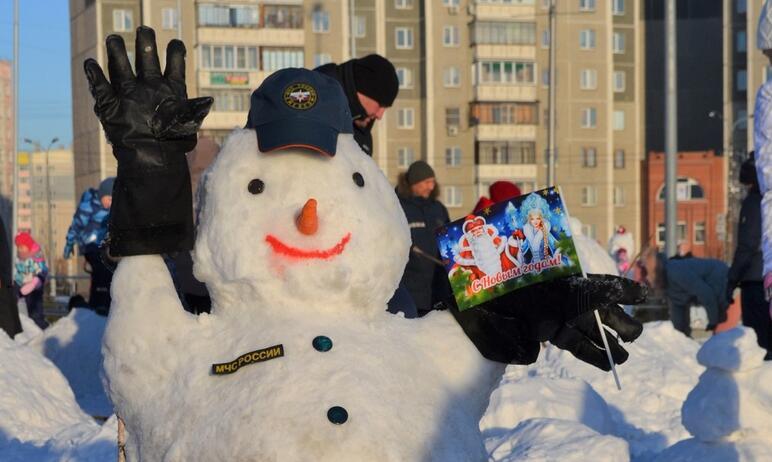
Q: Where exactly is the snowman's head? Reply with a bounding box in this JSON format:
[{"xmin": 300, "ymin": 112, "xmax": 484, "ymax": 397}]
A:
[{"xmin": 193, "ymin": 69, "xmax": 410, "ymax": 317}]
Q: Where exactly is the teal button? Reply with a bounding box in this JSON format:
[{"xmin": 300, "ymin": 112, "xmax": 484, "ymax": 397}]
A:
[
  {"xmin": 327, "ymin": 406, "xmax": 348, "ymax": 425},
  {"xmin": 312, "ymin": 336, "xmax": 333, "ymax": 352}
]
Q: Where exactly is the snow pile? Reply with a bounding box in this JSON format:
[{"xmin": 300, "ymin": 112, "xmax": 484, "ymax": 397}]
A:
[
  {"xmin": 481, "ymin": 376, "xmax": 630, "ymax": 461},
  {"xmin": 655, "ymin": 327, "xmax": 772, "ymax": 461},
  {"xmin": 14, "ymin": 305, "xmax": 43, "ymax": 344},
  {"xmin": 484, "ymin": 321, "xmax": 704, "ymax": 460},
  {"xmin": 0, "ymin": 330, "xmax": 116, "ymax": 461},
  {"xmin": 26, "ymin": 308, "xmax": 111, "ymax": 417},
  {"xmin": 568, "ymin": 217, "xmax": 618, "ymax": 275}
]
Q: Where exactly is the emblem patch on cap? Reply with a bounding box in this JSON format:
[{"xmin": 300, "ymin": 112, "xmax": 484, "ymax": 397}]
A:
[{"xmin": 283, "ymin": 83, "xmax": 317, "ymax": 110}]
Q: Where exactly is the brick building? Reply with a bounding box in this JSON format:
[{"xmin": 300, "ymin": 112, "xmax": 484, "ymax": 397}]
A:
[{"xmin": 644, "ymin": 150, "xmax": 726, "ymax": 259}]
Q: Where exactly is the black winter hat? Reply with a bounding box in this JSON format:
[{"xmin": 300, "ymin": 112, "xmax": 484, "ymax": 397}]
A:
[
  {"xmin": 406, "ymin": 160, "xmax": 435, "ymax": 186},
  {"xmin": 98, "ymin": 177, "xmax": 115, "ymax": 199},
  {"xmin": 352, "ymin": 55, "xmax": 399, "ymax": 107},
  {"xmin": 739, "ymin": 156, "xmax": 758, "ymax": 186}
]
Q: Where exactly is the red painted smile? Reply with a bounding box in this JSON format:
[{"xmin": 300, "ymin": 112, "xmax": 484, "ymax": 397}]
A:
[{"xmin": 265, "ymin": 233, "xmax": 351, "ymax": 260}]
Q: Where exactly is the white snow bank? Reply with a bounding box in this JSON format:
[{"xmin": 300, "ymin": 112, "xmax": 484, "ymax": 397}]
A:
[
  {"xmin": 568, "ymin": 217, "xmax": 618, "ymax": 275},
  {"xmin": 481, "ymin": 376, "xmax": 614, "ymax": 436},
  {"xmin": 653, "ymin": 432, "xmax": 772, "ymax": 462},
  {"xmin": 26, "ymin": 308, "xmax": 111, "ymax": 417},
  {"xmin": 0, "ymin": 325, "xmax": 116, "ymax": 461},
  {"xmin": 485, "ymin": 418, "xmax": 629, "ymax": 462},
  {"xmin": 14, "ymin": 309, "xmax": 43, "ymax": 344},
  {"xmin": 490, "ymin": 322, "xmax": 703, "ymax": 460}
]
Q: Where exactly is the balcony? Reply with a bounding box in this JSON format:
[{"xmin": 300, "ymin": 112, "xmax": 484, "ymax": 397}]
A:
[
  {"xmin": 473, "ymin": 3, "xmax": 535, "ymax": 21},
  {"xmin": 197, "ymin": 28, "xmax": 304, "ymax": 47},
  {"xmin": 474, "ymin": 85, "xmax": 537, "ymax": 101}
]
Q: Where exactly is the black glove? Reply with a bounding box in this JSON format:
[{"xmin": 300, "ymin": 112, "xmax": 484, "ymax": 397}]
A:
[
  {"xmin": 450, "ymin": 274, "xmax": 647, "ymax": 371},
  {"xmin": 84, "ymin": 27, "xmax": 213, "ymax": 256}
]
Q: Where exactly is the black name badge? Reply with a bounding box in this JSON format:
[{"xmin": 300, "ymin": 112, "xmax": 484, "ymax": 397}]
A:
[{"xmin": 211, "ymin": 344, "xmax": 285, "ymax": 375}]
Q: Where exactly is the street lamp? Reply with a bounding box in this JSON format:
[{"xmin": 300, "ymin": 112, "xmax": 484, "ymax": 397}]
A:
[{"xmin": 23, "ymin": 136, "xmax": 59, "ymax": 298}]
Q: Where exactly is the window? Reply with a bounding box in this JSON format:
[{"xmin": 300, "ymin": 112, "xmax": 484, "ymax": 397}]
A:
[
  {"xmin": 736, "ymin": 31, "xmax": 747, "ymax": 53},
  {"xmin": 581, "ymin": 186, "xmax": 597, "ymax": 206},
  {"xmin": 201, "ymin": 45, "xmax": 260, "ymax": 70},
  {"xmin": 472, "ymin": 22, "xmax": 536, "ymax": 45},
  {"xmin": 397, "ymin": 108, "xmax": 415, "ymax": 128},
  {"xmin": 444, "ymin": 186, "xmax": 462, "ymax": 207},
  {"xmin": 657, "ymin": 177, "xmax": 705, "ymax": 201},
  {"xmin": 579, "ymin": 29, "xmax": 596, "ymax": 49},
  {"xmin": 262, "ymin": 5, "xmax": 304, "ymax": 28},
  {"xmin": 314, "ymin": 53, "xmax": 332, "ymax": 67},
  {"xmin": 612, "ymin": 0, "xmax": 625, "ymax": 15},
  {"xmin": 445, "ymin": 147, "xmax": 462, "ymax": 166},
  {"xmin": 201, "ymin": 89, "xmax": 252, "ymax": 112},
  {"xmin": 396, "ymin": 28, "xmax": 414, "ymax": 49},
  {"xmin": 477, "ymin": 141, "xmax": 536, "ymax": 164},
  {"xmin": 198, "ymin": 4, "xmax": 260, "ymax": 28},
  {"xmin": 613, "ymin": 110, "xmax": 625, "ymax": 131},
  {"xmin": 313, "ymin": 11, "xmax": 330, "ymax": 33},
  {"xmin": 395, "ymin": 0, "xmax": 413, "ymax": 9},
  {"xmin": 581, "ymin": 147, "xmax": 597, "ymax": 167},
  {"xmin": 113, "ymin": 9, "xmax": 133, "ymax": 32},
  {"xmin": 614, "ymin": 149, "xmax": 625, "ymax": 169},
  {"xmin": 446, "ymin": 107, "xmax": 461, "ymax": 127},
  {"xmin": 443, "ymin": 67, "xmax": 461, "ymax": 87},
  {"xmin": 581, "ymin": 223, "xmax": 597, "ymax": 239},
  {"xmin": 261, "ymin": 48, "xmax": 304, "ymax": 72},
  {"xmin": 471, "ymin": 102, "xmax": 538, "ymax": 125},
  {"xmin": 694, "ymin": 222, "xmax": 706, "ymax": 244},
  {"xmin": 397, "ymin": 147, "xmax": 414, "ymax": 169},
  {"xmin": 443, "ymin": 0, "xmax": 460, "ymax": 5},
  {"xmin": 397, "ymin": 67, "xmax": 413, "ymax": 89},
  {"xmin": 354, "ymin": 16, "xmax": 366, "ymax": 38},
  {"xmin": 737, "ymin": 70, "xmax": 748, "ymax": 91},
  {"xmin": 613, "ymin": 186, "xmax": 625, "ymax": 206},
  {"xmin": 579, "ymin": 0, "xmax": 596, "ymax": 12},
  {"xmin": 581, "ymin": 107, "xmax": 597, "ymax": 128},
  {"xmin": 541, "ymin": 30, "xmax": 550, "ymax": 48},
  {"xmin": 613, "ymin": 71, "xmax": 626, "ymax": 92},
  {"xmin": 678, "ymin": 222, "xmax": 687, "ymax": 242},
  {"xmin": 477, "ymin": 61, "xmax": 536, "ymax": 84},
  {"xmin": 162, "ymin": 8, "xmax": 177, "ymax": 30},
  {"xmin": 443, "ymin": 26, "xmax": 460, "ymax": 47},
  {"xmin": 580, "ymin": 69, "xmax": 597, "ymax": 90},
  {"xmin": 613, "ymin": 32, "xmax": 625, "ymax": 54},
  {"xmin": 737, "ymin": 0, "xmax": 747, "ymax": 14}
]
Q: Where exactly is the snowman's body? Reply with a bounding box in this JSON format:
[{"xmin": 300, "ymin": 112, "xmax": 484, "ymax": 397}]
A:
[{"xmin": 103, "ymin": 130, "xmax": 504, "ymax": 461}]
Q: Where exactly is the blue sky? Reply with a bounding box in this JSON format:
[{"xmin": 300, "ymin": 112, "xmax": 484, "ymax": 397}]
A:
[{"xmin": 0, "ymin": 0, "xmax": 72, "ymax": 148}]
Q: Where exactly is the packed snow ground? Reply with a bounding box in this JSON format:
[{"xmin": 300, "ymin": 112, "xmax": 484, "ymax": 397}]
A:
[
  {"xmin": 0, "ymin": 225, "xmax": 769, "ymax": 461},
  {"xmin": 2, "ymin": 309, "xmax": 769, "ymax": 461}
]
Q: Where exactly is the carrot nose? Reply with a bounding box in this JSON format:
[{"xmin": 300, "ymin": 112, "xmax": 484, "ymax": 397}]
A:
[{"xmin": 296, "ymin": 199, "xmax": 318, "ymax": 235}]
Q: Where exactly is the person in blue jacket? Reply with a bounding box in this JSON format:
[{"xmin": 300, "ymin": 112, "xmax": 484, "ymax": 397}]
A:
[
  {"xmin": 63, "ymin": 177, "xmax": 114, "ymax": 312},
  {"xmin": 644, "ymin": 248, "xmax": 729, "ymax": 337}
]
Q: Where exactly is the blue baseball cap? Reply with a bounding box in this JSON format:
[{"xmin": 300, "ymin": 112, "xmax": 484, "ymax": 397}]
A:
[{"xmin": 245, "ymin": 68, "xmax": 353, "ymax": 157}]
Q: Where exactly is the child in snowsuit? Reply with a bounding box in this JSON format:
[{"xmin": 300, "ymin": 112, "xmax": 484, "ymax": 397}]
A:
[
  {"xmin": 14, "ymin": 232, "xmax": 49, "ymax": 330},
  {"xmin": 63, "ymin": 177, "xmax": 114, "ymax": 312}
]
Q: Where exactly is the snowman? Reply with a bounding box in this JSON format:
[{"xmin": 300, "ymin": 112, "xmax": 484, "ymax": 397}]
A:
[{"xmin": 85, "ymin": 28, "xmax": 648, "ymax": 461}]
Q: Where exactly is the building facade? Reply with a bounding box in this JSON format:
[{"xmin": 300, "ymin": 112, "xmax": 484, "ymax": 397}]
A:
[
  {"xmin": 16, "ymin": 149, "xmax": 77, "ymax": 278},
  {"xmin": 70, "ymin": 0, "xmax": 644, "ymax": 247},
  {"xmin": 645, "ymin": 150, "xmax": 726, "ymax": 259},
  {"xmin": 0, "ymin": 60, "xmax": 13, "ymax": 237}
]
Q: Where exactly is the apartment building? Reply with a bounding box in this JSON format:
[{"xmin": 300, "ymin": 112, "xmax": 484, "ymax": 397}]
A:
[
  {"xmin": 532, "ymin": 0, "xmax": 643, "ymax": 247},
  {"xmin": 0, "ymin": 60, "xmax": 12, "ymax": 235},
  {"xmin": 16, "ymin": 149, "xmax": 76, "ymax": 276},
  {"xmin": 70, "ymin": 0, "xmax": 644, "ymax": 245}
]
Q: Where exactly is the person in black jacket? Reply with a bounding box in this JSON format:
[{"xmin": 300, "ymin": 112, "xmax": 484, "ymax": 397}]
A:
[
  {"xmin": 315, "ymin": 55, "xmax": 399, "ymax": 157},
  {"xmin": 0, "ymin": 215, "xmax": 22, "ymax": 339},
  {"xmin": 728, "ymin": 154, "xmax": 771, "ymax": 358},
  {"xmin": 396, "ymin": 161, "xmax": 451, "ymax": 316},
  {"xmin": 83, "ymin": 27, "xmax": 647, "ymax": 372}
]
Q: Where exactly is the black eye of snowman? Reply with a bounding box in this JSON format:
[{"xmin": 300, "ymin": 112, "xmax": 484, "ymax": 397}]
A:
[
  {"xmin": 248, "ymin": 179, "xmax": 265, "ymax": 194},
  {"xmin": 352, "ymin": 172, "xmax": 365, "ymax": 188}
]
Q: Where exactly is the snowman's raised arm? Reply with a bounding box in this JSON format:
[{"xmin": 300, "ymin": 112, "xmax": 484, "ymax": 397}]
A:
[{"xmin": 103, "ymin": 255, "xmax": 196, "ymax": 386}]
